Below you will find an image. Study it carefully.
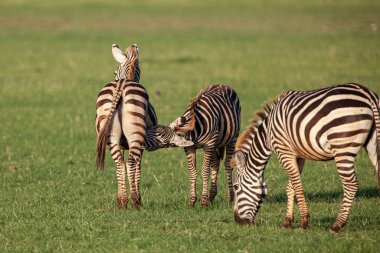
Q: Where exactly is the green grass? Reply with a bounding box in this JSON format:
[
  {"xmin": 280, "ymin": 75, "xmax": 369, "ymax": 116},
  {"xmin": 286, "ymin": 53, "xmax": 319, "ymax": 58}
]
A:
[{"xmin": 1, "ymin": 0, "xmax": 380, "ymax": 252}]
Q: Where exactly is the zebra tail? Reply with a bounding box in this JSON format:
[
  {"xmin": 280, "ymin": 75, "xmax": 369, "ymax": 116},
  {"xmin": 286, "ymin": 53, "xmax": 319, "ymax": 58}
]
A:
[
  {"xmin": 96, "ymin": 120, "xmax": 110, "ymax": 170},
  {"xmin": 96, "ymin": 81, "xmax": 123, "ymax": 170},
  {"xmin": 369, "ymin": 92, "xmax": 380, "ymax": 192}
]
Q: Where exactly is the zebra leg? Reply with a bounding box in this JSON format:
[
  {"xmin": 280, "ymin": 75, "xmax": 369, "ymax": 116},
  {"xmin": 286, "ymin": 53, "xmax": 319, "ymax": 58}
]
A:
[
  {"xmin": 209, "ymin": 151, "xmax": 220, "ymax": 204},
  {"xmin": 279, "ymin": 154, "xmax": 309, "ymax": 229},
  {"xmin": 108, "ymin": 114, "xmax": 128, "ymax": 208},
  {"xmin": 330, "ymin": 159, "xmax": 359, "ymax": 233},
  {"xmin": 111, "ymin": 144, "xmax": 128, "ymax": 209},
  {"xmin": 134, "ymin": 149, "xmax": 143, "ymax": 205},
  {"xmin": 185, "ymin": 147, "xmax": 197, "ymax": 207},
  {"xmin": 283, "ymin": 158, "xmax": 305, "ymax": 229},
  {"xmin": 224, "ymin": 144, "xmax": 236, "ymax": 204},
  {"xmin": 201, "ymin": 148, "xmax": 214, "ymax": 208},
  {"xmin": 126, "ymin": 149, "xmax": 143, "ymax": 210}
]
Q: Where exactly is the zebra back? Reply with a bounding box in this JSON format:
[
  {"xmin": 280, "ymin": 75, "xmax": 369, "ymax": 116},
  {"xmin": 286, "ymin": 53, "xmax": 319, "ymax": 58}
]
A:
[{"xmin": 172, "ymin": 84, "xmax": 241, "ymax": 148}]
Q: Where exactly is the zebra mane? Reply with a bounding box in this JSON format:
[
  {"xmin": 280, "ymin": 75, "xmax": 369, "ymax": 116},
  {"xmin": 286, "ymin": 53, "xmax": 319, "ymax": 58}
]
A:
[
  {"xmin": 175, "ymin": 85, "xmax": 222, "ymax": 132},
  {"xmin": 190, "ymin": 84, "xmax": 221, "ymax": 104},
  {"xmin": 236, "ymin": 95, "xmax": 281, "ymax": 151}
]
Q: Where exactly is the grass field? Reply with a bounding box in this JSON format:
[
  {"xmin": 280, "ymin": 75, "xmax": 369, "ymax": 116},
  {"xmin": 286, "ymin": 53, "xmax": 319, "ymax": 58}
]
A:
[{"xmin": 1, "ymin": 0, "xmax": 380, "ymax": 252}]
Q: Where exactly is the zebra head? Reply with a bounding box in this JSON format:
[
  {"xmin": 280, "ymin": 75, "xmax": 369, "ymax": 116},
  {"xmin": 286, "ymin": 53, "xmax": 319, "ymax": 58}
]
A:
[
  {"xmin": 233, "ymin": 150, "xmax": 268, "ymax": 225},
  {"xmin": 143, "ymin": 125, "xmax": 194, "ymax": 151},
  {"xmin": 112, "ymin": 43, "xmax": 140, "ymax": 82}
]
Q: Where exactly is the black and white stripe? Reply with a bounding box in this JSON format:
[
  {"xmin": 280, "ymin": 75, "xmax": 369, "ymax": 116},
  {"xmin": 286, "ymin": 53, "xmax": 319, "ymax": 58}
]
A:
[
  {"xmin": 144, "ymin": 84, "xmax": 241, "ymax": 207},
  {"xmin": 233, "ymin": 83, "xmax": 380, "ymax": 232},
  {"xmin": 95, "ymin": 43, "xmax": 157, "ymax": 209}
]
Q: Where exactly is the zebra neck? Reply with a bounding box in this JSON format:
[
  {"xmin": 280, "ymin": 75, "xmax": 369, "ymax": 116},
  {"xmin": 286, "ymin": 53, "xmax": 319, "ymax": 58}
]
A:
[{"xmin": 247, "ymin": 120, "xmax": 272, "ymax": 172}]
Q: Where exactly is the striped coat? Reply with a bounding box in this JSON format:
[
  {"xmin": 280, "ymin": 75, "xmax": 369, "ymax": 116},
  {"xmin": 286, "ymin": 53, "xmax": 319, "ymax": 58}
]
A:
[
  {"xmin": 233, "ymin": 83, "xmax": 380, "ymax": 232},
  {"xmin": 144, "ymin": 84, "xmax": 241, "ymax": 207},
  {"xmin": 95, "ymin": 44, "xmax": 157, "ymax": 209}
]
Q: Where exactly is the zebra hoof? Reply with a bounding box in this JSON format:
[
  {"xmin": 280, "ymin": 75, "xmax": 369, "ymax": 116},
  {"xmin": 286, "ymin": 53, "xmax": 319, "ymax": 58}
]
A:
[
  {"xmin": 299, "ymin": 213, "xmax": 310, "ymax": 229},
  {"xmin": 131, "ymin": 201, "xmax": 141, "ymax": 210},
  {"xmin": 188, "ymin": 196, "xmax": 197, "ymax": 208},
  {"xmin": 282, "ymin": 217, "xmax": 293, "ymax": 229},
  {"xmin": 201, "ymin": 200, "xmax": 210, "ymax": 208},
  {"xmin": 201, "ymin": 202, "xmax": 208, "ymax": 208},
  {"xmin": 329, "ymin": 223, "xmax": 343, "ymax": 233},
  {"xmin": 117, "ymin": 196, "xmax": 128, "ymax": 209},
  {"xmin": 201, "ymin": 196, "xmax": 210, "ymax": 208},
  {"xmin": 131, "ymin": 194, "xmax": 141, "ymax": 210}
]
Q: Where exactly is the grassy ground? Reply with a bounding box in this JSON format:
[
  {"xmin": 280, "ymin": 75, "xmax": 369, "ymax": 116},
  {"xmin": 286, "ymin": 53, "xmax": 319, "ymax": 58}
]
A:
[{"xmin": 1, "ymin": 0, "xmax": 380, "ymax": 252}]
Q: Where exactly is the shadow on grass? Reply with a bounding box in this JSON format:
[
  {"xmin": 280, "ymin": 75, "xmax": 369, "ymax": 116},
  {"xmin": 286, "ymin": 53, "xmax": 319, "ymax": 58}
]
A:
[
  {"xmin": 314, "ymin": 215, "xmax": 380, "ymax": 231},
  {"xmin": 266, "ymin": 186, "xmax": 379, "ymax": 204}
]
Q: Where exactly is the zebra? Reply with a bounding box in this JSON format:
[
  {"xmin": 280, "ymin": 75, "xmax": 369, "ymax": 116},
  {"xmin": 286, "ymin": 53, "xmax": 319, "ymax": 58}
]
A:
[
  {"xmin": 95, "ymin": 44, "xmax": 191, "ymax": 209},
  {"xmin": 233, "ymin": 83, "xmax": 380, "ymax": 232},
  {"xmin": 143, "ymin": 84, "xmax": 241, "ymax": 207}
]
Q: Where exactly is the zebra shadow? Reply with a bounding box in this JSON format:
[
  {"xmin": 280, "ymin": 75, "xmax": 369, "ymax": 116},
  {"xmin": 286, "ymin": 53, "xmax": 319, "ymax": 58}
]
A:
[
  {"xmin": 266, "ymin": 186, "xmax": 379, "ymax": 203},
  {"xmin": 314, "ymin": 215, "xmax": 380, "ymax": 229}
]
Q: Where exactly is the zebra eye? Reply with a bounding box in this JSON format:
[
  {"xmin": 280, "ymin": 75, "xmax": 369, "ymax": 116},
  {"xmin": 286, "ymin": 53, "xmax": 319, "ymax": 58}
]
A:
[{"xmin": 233, "ymin": 184, "xmax": 239, "ymax": 191}]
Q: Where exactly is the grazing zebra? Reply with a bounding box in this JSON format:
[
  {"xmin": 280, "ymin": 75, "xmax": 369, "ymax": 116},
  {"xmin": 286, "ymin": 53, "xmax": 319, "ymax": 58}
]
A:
[
  {"xmin": 95, "ymin": 43, "xmax": 159, "ymax": 209},
  {"xmin": 233, "ymin": 83, "xmax": 380, "ymax": 232},
  {"xmin": 144, "ymin": 84, "xmax": 241, "ymax": 207}
]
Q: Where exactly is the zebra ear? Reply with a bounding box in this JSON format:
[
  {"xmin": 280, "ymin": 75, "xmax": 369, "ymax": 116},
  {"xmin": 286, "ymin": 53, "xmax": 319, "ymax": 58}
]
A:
[
  {"xmin": 234, "ymin": 150, "xmax": 247, "ymax": 168},
  {"xmin": 169, "ymin": 117, "xmax": 181, "ymax": 129},
  {"xmin": 174, "ymin": 114, "xmax": 195, "ymax": 133},
  {"xmin": 180, "ymin": 116, "xmax": 186, "ymax": 125},
  {"xmin": 112, "ymin": 44, "xmax": 127, "ymax": 63},
  {"xmin": 130, "ymin": 44, "xmax": 139, "ymax": 57}
]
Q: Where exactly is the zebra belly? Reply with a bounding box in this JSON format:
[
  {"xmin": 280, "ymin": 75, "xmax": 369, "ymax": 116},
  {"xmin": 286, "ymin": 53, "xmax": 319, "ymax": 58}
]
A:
[{"xmin": 192, "ymin": 132, "xmax": 236, "ymax": 150}]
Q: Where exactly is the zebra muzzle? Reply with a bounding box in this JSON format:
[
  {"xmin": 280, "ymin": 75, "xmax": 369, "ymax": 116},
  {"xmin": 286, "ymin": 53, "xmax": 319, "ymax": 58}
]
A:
[{"xmin": 234, "ymin": 210, "xmax": 253, "ymax": 225}]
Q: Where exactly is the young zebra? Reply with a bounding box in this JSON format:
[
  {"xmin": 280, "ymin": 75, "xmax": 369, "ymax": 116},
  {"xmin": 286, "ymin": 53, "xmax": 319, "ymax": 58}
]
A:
[
  {"xmin": 143, "ymin": 84, "xmax": 241, "ymax": 207},
  {"xmin": 95, "ymin": 44, "xmax": 191, "ymax": 209},
  {"xmin": 233, "ymin": 83, "xmax": 380, "ymax": 232}
]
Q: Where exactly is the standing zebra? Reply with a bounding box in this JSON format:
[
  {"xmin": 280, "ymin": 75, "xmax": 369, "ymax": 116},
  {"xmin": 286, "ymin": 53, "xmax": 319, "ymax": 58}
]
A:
[
  {"xmin": 96, "ymin": 43, "xmax": 191, "ymax": 209},
  {"xmin": 95, "ymin": 44, "xmax": 160, "ymax": 209},
  {"xmin": 143, "ymin": 84, "xmax": 241, "ymax": 207},
  {"xmin": 233, "ymin": 83, "xmax": 380, "ymax": 232}
]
